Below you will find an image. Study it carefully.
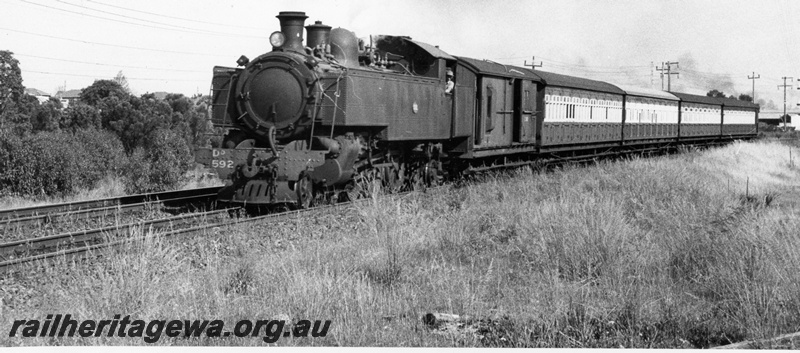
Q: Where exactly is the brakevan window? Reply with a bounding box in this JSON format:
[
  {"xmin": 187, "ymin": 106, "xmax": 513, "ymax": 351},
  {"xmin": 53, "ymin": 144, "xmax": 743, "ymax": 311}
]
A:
[{"xmin": 486, "ymin": 85, "xmax": 494, "ymax": 132}]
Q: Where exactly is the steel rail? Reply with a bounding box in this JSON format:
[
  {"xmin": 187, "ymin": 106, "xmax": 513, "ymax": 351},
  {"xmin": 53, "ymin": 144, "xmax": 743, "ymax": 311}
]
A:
[
  {"xmin": 0, "ymin": 207, "xmax": 240, "ymax": 262},
  {"xmin": 0, "ymin": 186, "xmax": 223, "ymax": 221},
  {"xmin": 0, "ymin": 187, "xmax": 443, "ymax": 273},
  {"xmin": 0, "ymin": 192, "xmax": 220, "ymax": 228}
]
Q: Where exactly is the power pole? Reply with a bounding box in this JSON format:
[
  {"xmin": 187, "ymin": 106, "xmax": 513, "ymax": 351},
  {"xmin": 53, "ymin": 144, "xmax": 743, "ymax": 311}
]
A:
[
  {"xmin": 524, "ymin": 56, "xmax": 542, "ymax": 70},
  {"xmin": 747, "ymin": 72, "xmax": 760, "ymax": 102},
  {"xmin": 656, "ymin": 61, "xmax": 680, "ymax": 91},
  {"xmin": 778, "ymin": 76, "xmax": 793, "ymax": 131}
]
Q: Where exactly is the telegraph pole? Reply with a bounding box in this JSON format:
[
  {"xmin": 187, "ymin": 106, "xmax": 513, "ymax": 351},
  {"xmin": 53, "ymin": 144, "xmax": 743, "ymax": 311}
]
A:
[
  {"xmin": 778, "ymin": 76, "xmax": 793, "ymax": 131},
  {"xmin": 747, "ymin": 72, "xmax": 760, "ymax": 102},
  {"xmin": 656, "ymin": 61, "xmax": 680, "ymax": 91},
  {"xmin": 524, "ymin": 56, "xmax": 542, "ymax": 70}
]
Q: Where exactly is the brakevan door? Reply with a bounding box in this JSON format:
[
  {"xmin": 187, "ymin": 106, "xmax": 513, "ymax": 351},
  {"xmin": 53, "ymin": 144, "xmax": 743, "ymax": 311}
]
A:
[
  {"xmin": 514, "ymin": 79, "xmax": 536, "ymax": 143},
  {"xmin": 477, "ymin": 77, "xmax": 514, "ymax": 147}
]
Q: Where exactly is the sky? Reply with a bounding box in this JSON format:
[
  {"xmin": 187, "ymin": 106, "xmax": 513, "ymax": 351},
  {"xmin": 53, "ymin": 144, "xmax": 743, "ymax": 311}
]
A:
[{"xmin": 2, "ymin": 0, "xmax": 799, "ymax": 110}]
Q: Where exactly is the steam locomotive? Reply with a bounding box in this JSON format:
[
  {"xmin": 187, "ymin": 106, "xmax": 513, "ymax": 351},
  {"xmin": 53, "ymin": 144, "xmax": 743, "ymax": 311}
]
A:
[{"xmin": 195, "ymin": 11, "xmax": 759, "ymax": 208}]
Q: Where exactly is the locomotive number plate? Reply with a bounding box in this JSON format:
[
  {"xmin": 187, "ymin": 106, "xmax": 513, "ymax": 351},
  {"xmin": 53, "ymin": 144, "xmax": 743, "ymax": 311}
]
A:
[
  {"xmin": 211, "ymin": 149, "xmax": 236, "ymax": 169},
  {"xmin": 195, "ymin": 148, "xmax": 251, "ymax": 180}
]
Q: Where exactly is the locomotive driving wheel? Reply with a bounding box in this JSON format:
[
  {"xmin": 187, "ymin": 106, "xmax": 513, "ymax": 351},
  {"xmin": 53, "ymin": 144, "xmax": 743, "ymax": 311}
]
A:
[
  {"xmin": 409, "ymin": 162, "xmax": 443, "ymax": 191},
  {"xmin": 296, "ymin": 172, "xmax": 313, "ymax": 209}
]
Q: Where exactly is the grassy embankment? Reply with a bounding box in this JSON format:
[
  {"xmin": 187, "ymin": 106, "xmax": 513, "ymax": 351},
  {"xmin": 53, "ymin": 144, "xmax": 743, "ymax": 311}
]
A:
[{"xmin": 2, "ymin": 140, "xmax": 799, "ymax": 347}]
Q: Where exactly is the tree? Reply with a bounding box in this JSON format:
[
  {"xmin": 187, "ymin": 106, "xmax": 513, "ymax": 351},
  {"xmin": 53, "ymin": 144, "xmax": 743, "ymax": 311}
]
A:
[
  {"xmin": 0, "ymin": 51, "xmax": 31, "ymax": 135},
  {"xmin": 113, "ymin": 70, "xmax": 130, "ymax": 94},
  {"xmin": 706, "ymin": 89, "xmax": 727, "ymax": 98},
  {"xmin": 79, "ymin": 80, "xmax": 130, "ymax": 107},
  {"xmin": 163, "ymin": 93, "xmax": 196, "ymax": 147},
  {"xmin": 60, "ymin": 102, "xmax": 101, "ymax": 131},
  {"xmin": 122, "ymin": 128, "xmax": 193, "ymax": 193},
  {"xmin": 189, "ymin": 96, "xmax": 212, "ymax": 148},
  {"xmin": 99, "ymin": 94, "xmax": 169, "ymax": 152},
  {"xmin": 164, "ymin": 93, "xmax": 191, "ymax": 113},
  {"xmin": 738, "ymin": 94, "xmax": 753, "ymax": 102},
  {"xmin": 31, "ymin": 97, "xmax": 62, "ymax": 132},
  {"xmin": 0, "ymin": 51, "xmax": 24, "ymax": 114},
  {"xmin": 0, "ymin": 94, "xmax": 37, "ymax": 136}
]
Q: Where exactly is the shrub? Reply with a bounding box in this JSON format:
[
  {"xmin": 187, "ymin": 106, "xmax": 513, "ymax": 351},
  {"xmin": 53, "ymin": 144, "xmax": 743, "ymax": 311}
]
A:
[
  {"xmin": 0, "ymin": 131, "xmax": 82, "ymax": 195},
  {"xmin": 73, "ymin": 128, "xmax": 128, "ymax": 181},
  {"xmin": 121, "ymin": 128, "xmax": 193, "ymax": 194},
  {"xmin": 121, "ymin": 147, "xmax": 154, "ymax": 194},
  {"xmin": 0, "ymin": 129, "xmax": 128, "ymax": 197}
]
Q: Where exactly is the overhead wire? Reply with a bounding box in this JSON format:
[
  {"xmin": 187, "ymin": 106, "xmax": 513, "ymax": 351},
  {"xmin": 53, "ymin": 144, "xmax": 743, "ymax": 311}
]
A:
[
  {"xmin": 0, "ymin": 27, "xmax": 232, "ymax": 57},
  {"xmin": 494, "ymin": 57, "xmax": 779, "ymax": 92},
  {"xmin": 15, "ymin": 53, "xmax": 207, "ymax": 73},
  {"xmin": 1, "ymin": 0, "xmax": 251, "ymax": 92},
  {"xmin": 492, "ymin": 54, "xmax": 780, "ymax": 89},
  {"xmin": 85, "ymin": 0, "xmax": 265, "ymax": 31},
  {"xmin": 14, "ymin": 0, "xmax": 263, "ymax": 39},
  {"xmin": 24, "ymin": 69, "xmax": 205, "ymax": 82},
  {"xmin": 5, "ymin": 1, "xmax": 785, "ymax": 98}
]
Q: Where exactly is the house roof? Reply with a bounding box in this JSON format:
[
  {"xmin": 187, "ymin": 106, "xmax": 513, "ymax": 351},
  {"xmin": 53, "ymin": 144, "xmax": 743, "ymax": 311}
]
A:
[
  {"xmin": 25, "ymin": 88, "xmax": 50, "ymax": 96},
  {"xmin": 152, "ymin": 92, "xmax": 171, "ymax": 100},
  {"xmin": 60, "ymin": 89, "xmax": 82, "ymax": 99}
]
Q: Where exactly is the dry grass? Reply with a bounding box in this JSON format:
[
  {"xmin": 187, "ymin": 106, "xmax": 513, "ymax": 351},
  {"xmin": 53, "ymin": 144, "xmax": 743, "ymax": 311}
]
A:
[{"xmin": 2, "ymin": 140, "xmax": 799, "ymax": 347}]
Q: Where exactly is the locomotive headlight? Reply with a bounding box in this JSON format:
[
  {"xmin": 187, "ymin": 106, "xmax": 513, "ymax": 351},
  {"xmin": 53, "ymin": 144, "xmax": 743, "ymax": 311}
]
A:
[{"xmin": 270, "ymin": 31, "xmax": 286, "ymax": 48}]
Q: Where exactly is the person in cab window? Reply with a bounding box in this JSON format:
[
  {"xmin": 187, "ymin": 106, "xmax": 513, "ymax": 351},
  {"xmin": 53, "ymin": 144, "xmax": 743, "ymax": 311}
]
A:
[{"xmin": 445, "ymin": 68, "xmax": 455, "ymax": 94}]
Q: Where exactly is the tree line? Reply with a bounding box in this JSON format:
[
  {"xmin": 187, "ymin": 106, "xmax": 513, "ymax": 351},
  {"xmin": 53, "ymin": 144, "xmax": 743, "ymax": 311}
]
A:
[
  {"xmin": 706, "ymin": 89, "xmax": 753, "ymax": 102},
  {"xmin": 0, "ymin": 50, "xmax": 215, "ymax": 198}
]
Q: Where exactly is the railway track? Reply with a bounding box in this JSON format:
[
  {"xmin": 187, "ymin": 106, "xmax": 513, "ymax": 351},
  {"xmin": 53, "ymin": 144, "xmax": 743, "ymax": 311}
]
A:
[
  {"xmin": 0, "ymin": 186, "xmax": 440, "ymax": 274},
  {"xmin": 0, "ymin": 186, "xmax": 223, "ymax": 228}
]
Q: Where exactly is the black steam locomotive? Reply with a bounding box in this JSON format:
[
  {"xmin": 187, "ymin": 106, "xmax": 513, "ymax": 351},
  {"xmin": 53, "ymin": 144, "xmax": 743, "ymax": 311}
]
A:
[{"xmin": 195, "ymin": 11, "xmax": 759, "ymax": 208}]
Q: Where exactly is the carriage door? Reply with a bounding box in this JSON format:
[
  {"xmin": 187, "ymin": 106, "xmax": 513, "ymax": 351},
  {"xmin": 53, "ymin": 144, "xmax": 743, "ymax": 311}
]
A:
[{"xmin": 513, "ymin": 80, "xmax": 535, "ymax": 143}]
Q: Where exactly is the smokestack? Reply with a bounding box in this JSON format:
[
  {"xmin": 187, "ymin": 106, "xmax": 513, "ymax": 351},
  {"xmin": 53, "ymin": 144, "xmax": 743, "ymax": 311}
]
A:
[{"xmin": 276, "ymin": 11, "xmax": 308, "ymax": 53}]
